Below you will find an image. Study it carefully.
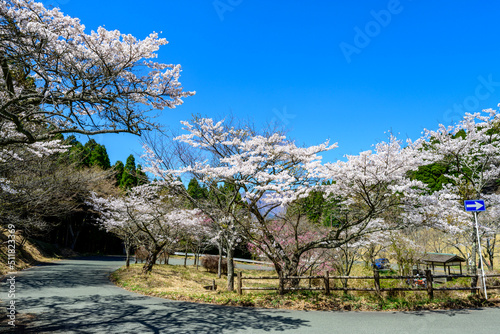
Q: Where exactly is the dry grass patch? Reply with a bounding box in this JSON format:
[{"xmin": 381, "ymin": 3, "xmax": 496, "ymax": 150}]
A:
[
  {"xmin": 111, "ymin": 264, "xmax": 276, "ymax": 297},
  {"xmin": 0, "ymin": 230, "xmax": 62, "ymax": 275},
  {"xmin": 111, "ymin": 263, "xmax": 500, "ymax": 311}
]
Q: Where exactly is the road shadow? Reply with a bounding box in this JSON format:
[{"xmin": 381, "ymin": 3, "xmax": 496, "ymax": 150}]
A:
[
  {"xmin": 68, "ymin": 255, "xmax": 127, "ymax": 262},
  {"xmin": 11, "ymin": 257, "xmax": 125, "ymax": 291},
  {"xmin": 18, "ymin": 294, "xmax": 309, "ymax": 333}
]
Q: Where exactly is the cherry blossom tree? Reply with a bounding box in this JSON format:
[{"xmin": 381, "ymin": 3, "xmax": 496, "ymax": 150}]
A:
[
  {"xmin": 480, "ymin": 204, "xmax": 500, "ymax": 270},
  {"xmin": 0, "ymin": 137, "xmax": 67, "ymax": 196},
  {"xmin": 246, "ymin": 217, "xmax": 332, "ymax": 278},
  {"xmin": 186, "ymin": 216, "xmax": 214, "ymax": 270},
  {"xmin": 0, "ymin": 0, "xmax": 194, "ymax": 147},
  {"xmin": 89, "ymin": 192, "xmax": 139, "ymax": 268},
  {"xmin": 142, "ymin": 117, "xmax": 452, "ymax": 290},
  {"xmin": 321, "ymin": 135, "xmax": 434, "ymax": 247},
  {"xmin": 419, "ymin": 109, "xmax": 500, "ymax": 274},
  {"xmin": 142, "ymin": 116, "xmax": 346, "ymax": 290},
  {"xmin": 389, "ymin": 231, "xmax": 424, "ymax": 276},
  {"xmin": 1, "ymin": 0, "xmax": 193, "ymax": 216},
  {"xmin": 90, "ymin": 184, "xmax": 204, "ymax": 273},
  {"xmin": 360, "ymin": 232, "xmax": 390, "ymax": 270}
]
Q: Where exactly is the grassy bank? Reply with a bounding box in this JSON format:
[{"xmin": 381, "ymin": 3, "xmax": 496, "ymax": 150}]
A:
[
  {"xmin": 111, "ymin": 263, "xmax": 500, "ymax": 311},
  {"xmin": 0, "ymin": 229, "xmax": 65, "ymax": 276}
]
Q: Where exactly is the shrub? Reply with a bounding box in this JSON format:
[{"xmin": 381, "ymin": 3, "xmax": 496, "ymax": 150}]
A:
[
  {"xmin": 134, "ymin": 246, "xmax": 148, "ymax": 263},
  {"xmin": 485, "ymin": 276, "xmax": 500, "ymax": 287},
  {"xmin": 201, "ymin": 255, "xmax": 227, "ymax": 274}
]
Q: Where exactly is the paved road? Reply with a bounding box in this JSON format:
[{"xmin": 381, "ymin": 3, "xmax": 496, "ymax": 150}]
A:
[
  {"xmin": 152, "ymin": 256, "xmax": 274, "ymax": 271},
  {"xmin": 2, "ymin": 256, "xmax": 500, "ymax": 333}
]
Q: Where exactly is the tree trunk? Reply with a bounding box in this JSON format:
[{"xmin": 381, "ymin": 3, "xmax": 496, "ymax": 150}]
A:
[
  {"xmin": 184, "ymin": 244, "xmax": 188, "ymax": 267},
  {"xmin": 142, "ymin": 246, "xmax": 162, "ymax": 274},
  {"xmin": 484, "ymin": 237, "xmax": 495, "ymax": 271},
  {"xmin": 226, "ymin": 246, "xmax": 235, "ymax": 291},
  {"xmin": 341, "ymin": 253, "xmax": 356, "ymax": 292},
  {"xmin": 125, "ymin": 244, "xmax": 130, "ymax": 268},
  {"xmin": 274, "ymin": 265, "xmax": 286, "ymax": 294},
  {"xmin": 217, "ymin": 242, "xmax": 223, "ymax": 279},
  {"xmin": 285, "ymin": 269, "xmax": 300, "ymax": 288},
  {"xmin": 283, "ymin": 254, "xmax": 301, "ymax": 289},
  {"xmin": 68, "ymin": 224, "xmax": 82, "ymax": 251},
  {"xmin": 272, "ymin": 256, "xmax": 301, "ymax": 290}
]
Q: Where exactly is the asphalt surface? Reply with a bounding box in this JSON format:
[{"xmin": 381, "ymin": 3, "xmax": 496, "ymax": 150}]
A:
[
  {"xmin": 2, "ymin": 256, "xmax": 500, "ymax": 333},
  {"xmin": 166, "ymin": 256, "xmax": 274, "ymax": 271}
]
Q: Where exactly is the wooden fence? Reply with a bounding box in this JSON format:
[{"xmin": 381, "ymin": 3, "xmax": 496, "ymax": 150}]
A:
[{"xmin": 236, "ymin": 271, "xmax": 500, "ymax": 299}]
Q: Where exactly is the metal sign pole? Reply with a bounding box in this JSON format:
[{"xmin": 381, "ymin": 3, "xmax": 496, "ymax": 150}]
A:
[{"xmin": 474, "ymin": 211, "xmax": 488, "ymax": 299}]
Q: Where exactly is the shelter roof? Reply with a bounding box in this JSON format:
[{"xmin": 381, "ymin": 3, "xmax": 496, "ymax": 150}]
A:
[{"xmin": 420, "ymin": 253, "xmax": 465, "ymax": 264}]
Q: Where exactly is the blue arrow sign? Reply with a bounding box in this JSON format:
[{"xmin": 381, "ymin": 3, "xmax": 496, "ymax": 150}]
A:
[{"xmin": 464, "ymin": 200, "xmax": 486, "ymax": 212}]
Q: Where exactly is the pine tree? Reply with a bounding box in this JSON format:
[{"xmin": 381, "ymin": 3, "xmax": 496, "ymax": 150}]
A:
[
  {"xmin": 89, "ymin": 144, "xmax": 111, "ymax": 170},
  {"xmin": 83, "ymin": 139, "xmax": 98, "ymax": 166},
  {"xmin": 120, "ymin": 155, "xmax": 138, "ymax": 189},
  {"xmin": 113, "ymin": 161, "xmax": 124, "ymax": 187},
  {"xmin": 187, "ymin": 178, "xmax": 208, "ymax": 200}
]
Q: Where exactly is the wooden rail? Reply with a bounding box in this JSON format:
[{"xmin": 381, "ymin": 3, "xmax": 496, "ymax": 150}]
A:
[{"xmin": 236, "ymin": 271, "xmax": 500, "ymax": 299}]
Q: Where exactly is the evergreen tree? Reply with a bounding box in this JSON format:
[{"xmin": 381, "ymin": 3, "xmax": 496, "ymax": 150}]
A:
[
  {"xmin": 84, "ymin": 139, "xmax": 111, "ymax": 169},
  {"xmin": 293, "ymin": 189, "xmax": 341, "ymax": 227},
  {"xmin": 187, "ymin": 178, "xmax": 208, "ymax": 200},
  {"xmin": 411, "ymin": 162, "xmax": 452, "ymax": 192},
  {"xmin": 218, "ymin": 182, "xmax": 243, "ymax": 208},
  {"xmin": 297, "ymin": 190, "xmax": 325, "ymax": 224},
  {"xmin": 120, "ymin": 154, "xmax": 138, "ymax": 189},
  {"xmin": 64, "ymin": 135, "xmax": 80, "ymax": 147},
  {"xmin": 60, "ymin": 136, "xmax": 111, "ymax": 170},
  {"xmin": 113, "ymin": 161, "xmax": 124, "ymax": 187},
  {"xmin": 90, "ymin": 145, "xmax": 111, "ymax": 169},
  {"xmin": 83, "ymin": 139, "xmax": 98, "ymax": 166}
]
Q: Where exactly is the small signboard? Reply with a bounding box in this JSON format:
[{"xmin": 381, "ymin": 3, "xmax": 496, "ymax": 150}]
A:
[{"xmin": 464, "ymin": 200, "xmax": 486, "ymax": 212}]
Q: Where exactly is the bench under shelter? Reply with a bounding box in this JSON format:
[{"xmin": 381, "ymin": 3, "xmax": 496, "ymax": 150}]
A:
[{"xmin": 415, "ymin": 253, "xmax": 466, "ymax": 276}]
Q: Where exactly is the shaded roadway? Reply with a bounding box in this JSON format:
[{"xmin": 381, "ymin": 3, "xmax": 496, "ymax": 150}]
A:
[{"xmin": 2, "ymin": 256, "xmax": 500, "ymax": 333}]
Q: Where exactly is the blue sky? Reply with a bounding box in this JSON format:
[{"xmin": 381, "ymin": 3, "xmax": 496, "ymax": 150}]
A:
[{"xmin": 46, "ymin": 0, "xmax": 500, "ymax": 165}]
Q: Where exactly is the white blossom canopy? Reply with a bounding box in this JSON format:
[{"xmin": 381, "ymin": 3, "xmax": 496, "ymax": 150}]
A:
[{"xmin": 0, "ymin": 0, "xmax": 194, "ymax": 146}]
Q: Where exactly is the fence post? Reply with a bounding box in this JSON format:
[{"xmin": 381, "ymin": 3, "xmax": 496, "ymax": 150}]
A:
[
  {"xmin": 470, "ymin": 274, "xmax": 478, "ymax": 294},
  {"xmin": 373, "ymin": 270, "xmax": 380, "ymax": 296},
  {"xmin": 237, "ymin": 272, "xmax": 242, "ymax": 295},
  {"xmin": 324, "ymin": 271, "xmax": 330, "ymax": 295},
  {"xmin": 279, "ymin": 273, "xmax": 285, "ymax": 295},
  {"xmin": 212, "ymin": 279, "xmax": 216, "ymax": 291},
  {"xmin": 425, "ymin": 270, "xmax": 433, "ymax": 300}
]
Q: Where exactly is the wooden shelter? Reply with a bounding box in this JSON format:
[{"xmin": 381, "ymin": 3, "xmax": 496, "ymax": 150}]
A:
[{"xmin": 417, "ymin": 253, "xmax": 466, "ymax": 276}]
